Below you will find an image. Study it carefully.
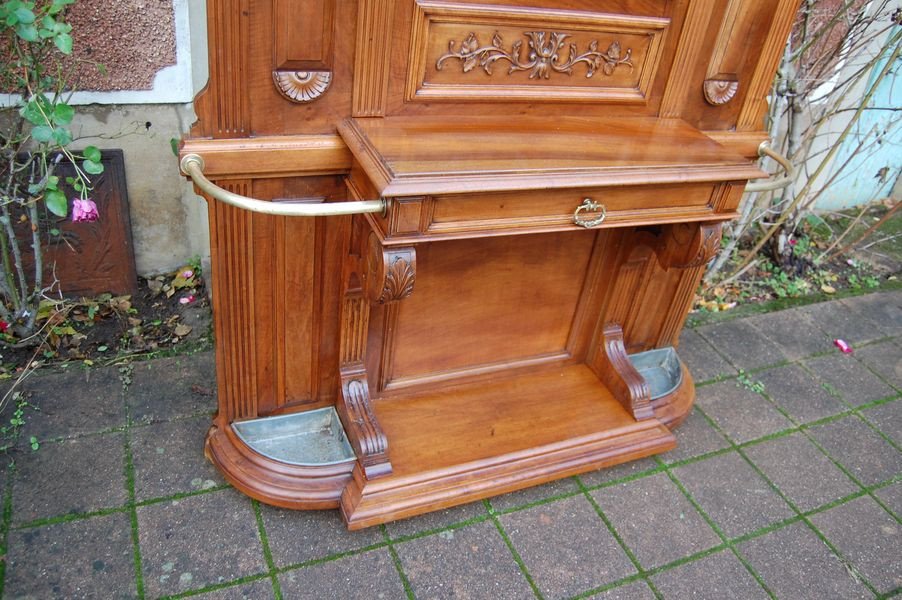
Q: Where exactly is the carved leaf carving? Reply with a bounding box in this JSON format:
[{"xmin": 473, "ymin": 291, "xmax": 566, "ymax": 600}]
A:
[
  {"xmin": 380, "ymin": 256, "xmax": 415, "ymax": 304},
  {"xmin": 436, "ymin": 31, "xmax": 634, "ymax": 80}
]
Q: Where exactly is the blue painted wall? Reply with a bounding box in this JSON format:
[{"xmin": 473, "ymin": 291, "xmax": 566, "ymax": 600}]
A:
[{"xmin": 815, "ymin": 26, "xmax": 901, "ymax": 210}]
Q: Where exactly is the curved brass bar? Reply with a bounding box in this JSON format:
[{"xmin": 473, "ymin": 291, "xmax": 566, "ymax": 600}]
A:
[
  {"xmin": 745, "ymin": 142, "xmax": 795, "ymax": 193},
  {"xmin": 180, "ymin": 154, "xmax": 387, "ymax": 217}
]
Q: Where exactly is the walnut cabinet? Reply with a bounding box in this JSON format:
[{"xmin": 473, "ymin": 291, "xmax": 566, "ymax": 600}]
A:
[{"xmin": 181, "ymin": 0, "xmax": 801, "ymax": 529}]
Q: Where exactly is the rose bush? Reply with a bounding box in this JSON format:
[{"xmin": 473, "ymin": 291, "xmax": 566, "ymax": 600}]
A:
[{"xmin": 1, "ymin": 0, "xmax": 103, "ymax": 343}]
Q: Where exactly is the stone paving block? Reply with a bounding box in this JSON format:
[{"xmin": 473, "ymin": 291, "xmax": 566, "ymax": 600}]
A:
[
  {"xmin": 130, "ymin": 415, "xmax": 226, "ymax": 501},
  {"xmin": 138, "ymin": 488, "xmax": 266, "ymax": 598},
  {"xmin": 489, "ymin": 477, "xmax": 579, "ymax": 512},
  {"xmin": 756, "ymin": 364, "xmax": 847, "ymax": 424},
  {"xmin": 385, "ymin": 499, "xmax": 487, "ymax": 539},
  {"xmin": 578, "ymin": 457, "xmax": 659, "ymax": 488},
  {"xmin": 651, "ymin": 550, "xmax": 768, "ymax": 600},
  {"xmin": 18, "ymin": 366, "xmax": 126, "ymax": 442},
  {"xmin": 4, "ymin": 512, "xmax": 136, "ymax": 599},
  {"xmin": 279, "ymin": 548, "xmax": 406, "ymax": 600},
  {"xmin": 808, "ymin": 415, "xmax": 901, "ymax": 486},
  {"xmin": 671, "ymin": 451, "xmax": 793, "ymax": 539},
  {"xmin": 802, "ymin": 299, "xmax": 888, "ymax": 345},
  {"xmin": 259, "ymin": 503, "xmax": 383, "ymax": 567},
  {"xmin": 12, "ymin": 432, "xmax": 127, "ymax": 525},
  {"xmin": 805, "ymin": 354, "xmax": 896, "ymax": 406},
  {"xmin": 737, "ymin": 522, "xmax": 871, "ymax": 599},
  {"xmin": 660, "ymin": 408, "xmax": 730, "ymax": 464},
  {"xmin": 127, "ymin": 352, "xmax": 217, "ymax": 424},
  {"xmin": 499, "ymin": 495, "xmax": 636, "ymax": 599},
  {"xmin": 861, "ymin": 399, "xmax": 901, "ymax": 446},
  {"xmin": 854, "ymin": 340, "xmax": 902, "ymax": 388},
  {"xmin": 839, "ymin": 291, "xmax": 902, "ymax": 337},
  {"xmin": 743, "ymin": 432, "xmax": 858, "ymax": 512},
  {"xmin": 676, "ymin": 329, "xmax": 736, "ymax": 382},
  {"xmin": 809, "ymin": 495, "xmax": 902, "ymax": 594},
  {"xmin": 396, "ymin": 520, "xmax": 534, "ymax": 600},
  {"xmin": 592, "ymin": 473, "xmax": 720, "ymax": 569},
  {"xmin": 589, "ymin": 580, "xmax": 656, "ymax": 599},
  {"xmin": 668, "ymin": 408, "xmax": 727, "ymax": 451},
  {"xmin": 874, "ymin": 481, "xmax": 902, "ymax": 517},
  {"xmin": 744, "ymin": 433, "xmax": 861, "ymax": 512},
  {"xmin": 193, "ymin": 579, "xmax": 276, "ymax": 599},
  {"xmin": 696, "ymin": 320, "xmax": 783, "ymax": 371},
  {"xmin": 694, "ymin": 380, "xmax": 793, "ymax": 444},
  {"xmin": 747, "ymin": 307, "xmax": 832, "ymax": 360}
]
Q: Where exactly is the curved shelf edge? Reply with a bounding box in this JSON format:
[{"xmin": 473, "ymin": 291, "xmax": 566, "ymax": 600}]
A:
[{"xmin": 205, "ymin": 423, "xmax": 355, "ymax": 510}]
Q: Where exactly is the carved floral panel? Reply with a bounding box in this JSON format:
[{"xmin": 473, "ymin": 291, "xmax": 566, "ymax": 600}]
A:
[{"xmin": 406, "ymin": 1, "xmax": 670, "ymax": 103}]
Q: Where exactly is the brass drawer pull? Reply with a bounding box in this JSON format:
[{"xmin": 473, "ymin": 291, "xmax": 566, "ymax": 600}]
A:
[{"xmin": 573, "ymin": 198, "xmax": 607, "ymax": 228}]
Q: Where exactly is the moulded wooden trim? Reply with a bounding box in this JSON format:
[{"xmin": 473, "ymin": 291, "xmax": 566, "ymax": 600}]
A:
[
  {"xmin": 737, "ymin": 0, "xmax": 804, "ymax": 130},
  {"xmin": 180, "ymin": 135, "xmax": 353, "ymax": 179},
  {"xmin": 205, "ymin": 423, "xmax": 354, "ymax": 509},
  {"xmin": 702, "ymin": 130, "xmax": 768, "ymax": 159},
  {"xmin": 340, "ymin": 419, "xmax": 676, "ymax": 529},
  {"xmin": 659, "ymin": 0, "xmax": 716, "ymax": 118}
]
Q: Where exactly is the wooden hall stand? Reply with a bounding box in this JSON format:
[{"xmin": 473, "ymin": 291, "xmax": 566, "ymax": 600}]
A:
[{"xmin": 181, "ymin": 0, "xmax": 800, "ymax": 529}]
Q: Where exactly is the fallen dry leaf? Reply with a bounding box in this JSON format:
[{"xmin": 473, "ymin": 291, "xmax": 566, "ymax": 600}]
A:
[{"xmin": 173, "ymin": 324, "xmax": 192, "ymax": 337}]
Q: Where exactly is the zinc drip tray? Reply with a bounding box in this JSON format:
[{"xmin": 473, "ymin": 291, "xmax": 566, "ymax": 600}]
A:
[
  {"xmin": 232, "ymin": 407, "xmax": 357, "ymax": 466},
  {"xmin": 629, "ymin": 347, "xmax": 683, "ymax": 400}
]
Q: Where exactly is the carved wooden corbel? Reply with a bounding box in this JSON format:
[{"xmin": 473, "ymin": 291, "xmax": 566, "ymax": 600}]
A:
[
  {"xmin": 365, "ymin": 234, "xmax": 416, "ymax": 305},
  {"xmin": 338, "ymin": 376, "xmax": 391, "ymax": 480},
  {"xmin": 596, "ymin": 324, "xmax": 654, "ymax": 421},
  {"xmin": 336, "ymin": 283, "xmax": 392, "ymax": 480},
  {"xmin": 657, "ymin": 222, "xmax": 723, "ymax": 270}
]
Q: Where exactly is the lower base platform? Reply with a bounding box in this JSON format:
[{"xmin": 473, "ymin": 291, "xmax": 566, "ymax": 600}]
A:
[{"xmin": 205, "ymin": 362, "xmax": 695, "ymax": 528}]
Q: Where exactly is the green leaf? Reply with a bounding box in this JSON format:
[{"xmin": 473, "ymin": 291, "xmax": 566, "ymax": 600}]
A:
[
  {"xmin": 169, "ymin": 138, "xmax": 180, "ymax": 157},
  {"xmin": 49, "ymin": 228, "xmax": 60, "ymax": 236},
  {"xmin": 54, "ymin": 31, "xmax": 72, "ymax": 54},
  {"xmin": 83, "ymin": 145, "xmax": 101, "ymax": 162},
  {"xmin": 31, "ymin": 125, "xmax": 54, "ymax": 142},
  {"xmin": 52, "ymin": 126, "xmax": 72, "ymax": 145},
  {"xmin": 20, "ymin": 94, "xmax": 51, "ymax": 124},
  {"xmin": 82, "ymin": 159, "xmax": 103, "ymax": 175},
  {"xmin": 52, "ymin": 102, "xmax": 74, "ymax": 125},
  {"xmin": 45, "ymin": 189, "xmax": 68, "ymax": 217},
  {"xmin": 27, "ymin": 181, "xmax": 44, "ymax": 194},
  {"xmin": 14, "ymin": 7, "xmax": 35, "ymax": 24},
  {"xmin": 15, "ymin": 23, "xmax": 38, "ymax": 41}
]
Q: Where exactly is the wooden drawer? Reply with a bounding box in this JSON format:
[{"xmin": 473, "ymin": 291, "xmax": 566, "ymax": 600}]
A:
[
  {"xmin": 363, "ymin": 181, "xmax": 740, "ymax": 242},
  {"xmin": 430, "ymin": 182, "xmax": 718, "ymax": 233}
]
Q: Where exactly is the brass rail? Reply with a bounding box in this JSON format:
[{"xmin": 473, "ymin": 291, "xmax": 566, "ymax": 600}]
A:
[
  {"xmin": 180, "ymin": 154, "xmax": 386, "ymax": 217},
  {"xmin": 745, "ymin": 143, "xmax": 795, "ymax": 193}
]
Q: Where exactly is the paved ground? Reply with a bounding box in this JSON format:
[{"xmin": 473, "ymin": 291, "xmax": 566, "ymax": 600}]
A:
[{"xmin": 0, "ymin": 291, "xmax": 899, "ymax": 599}]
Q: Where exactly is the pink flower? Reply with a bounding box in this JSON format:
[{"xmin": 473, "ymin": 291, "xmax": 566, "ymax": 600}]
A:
[
  {"xmin": 72, "ymin": 198, "xmax": 99, "ymax": 223},
  {"xmin": 180, "ymin": 269, "xmax": 194, "ymax": 279},
  {"xmin": 0, "ymin": 321, "xmax": 8, "ymax": 333},
  {"xmin": 179, "ymin": 294, "xmax": 196, "ymax": 305}
]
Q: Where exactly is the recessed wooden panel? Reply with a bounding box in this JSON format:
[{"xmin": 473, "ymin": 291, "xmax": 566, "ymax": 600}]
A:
[
  {"xmin": 273, "ymin": 0, "xmax": 335, "ymax": 70},
  {"xmin": 406, "ymin": 1, "xmax": 670, "ymax": 103},
  {"xmin": 384, "ymin": 231, "xmax": 595, "ymax": 386}
]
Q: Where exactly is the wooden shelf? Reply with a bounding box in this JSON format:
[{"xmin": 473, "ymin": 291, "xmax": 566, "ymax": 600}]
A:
[
  {"xmin": 340, "ymin": 116, "xmax": 765, "ymax": 197},
  {"xmin": 340, "ymin": 364, "xmax": 676, "ymax": 529}
]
